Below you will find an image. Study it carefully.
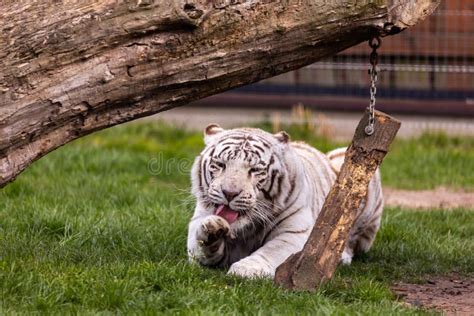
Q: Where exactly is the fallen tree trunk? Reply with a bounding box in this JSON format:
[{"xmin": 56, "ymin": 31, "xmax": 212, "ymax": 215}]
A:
[
  {"xmin": 274, "ymin": 110, "xmax": 401, "ymax": 290},
  {"xmin": 0, "ymin": 0, "xmax": 439, "ymax": 187}
]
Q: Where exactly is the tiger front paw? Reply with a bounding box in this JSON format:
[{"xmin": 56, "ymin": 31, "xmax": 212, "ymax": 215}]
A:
[
  {"xmin": 196, "ymin": 215, "xmax": 231, "ymax": 247},
  {"xmin": 228, "ymin": 257, "xmax": 274, "ymax": 279}
]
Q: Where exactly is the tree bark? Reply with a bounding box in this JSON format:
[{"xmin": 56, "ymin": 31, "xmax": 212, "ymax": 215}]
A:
[
  {"xmin": 274, "ymin": 110, "xmax": 401, "ymax": 290},
  {"xmin": 0, "ymin": 0, "xmax": 439, "ymax": 187}
]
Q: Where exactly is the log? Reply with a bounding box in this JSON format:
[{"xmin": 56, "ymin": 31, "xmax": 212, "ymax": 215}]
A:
[
  {"xmin": 274, "ymin": 110, "xmax": 401, "ymax": 290},
  {"xmin": 0, "ymin": 1, "xmax": 439, "ymax": 187}
]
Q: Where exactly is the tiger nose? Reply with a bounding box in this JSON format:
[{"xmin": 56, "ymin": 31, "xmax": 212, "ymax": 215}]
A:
[{"xmin": 222, "ymin": 189, "xmax": 240, "ymax": 202}]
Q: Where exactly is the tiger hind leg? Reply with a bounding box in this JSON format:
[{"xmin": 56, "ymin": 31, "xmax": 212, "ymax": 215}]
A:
[
  {"xmin": 341, "ymin": 224, "xmax": 377, "ymax": 265},
  {"xmin": 341, "ymin": 247, "xmax": 354, "ymax": 265},
  {"xmin": 341, "ymin": 198, "xmax": 383, "ymax": 265},
  {"xmin": 341, "ymin": 216, "xmax": 381, "ymax": 265},
  {"xmin": 354, "ymin": 220, "xmax": 380, "ymax": 254}
]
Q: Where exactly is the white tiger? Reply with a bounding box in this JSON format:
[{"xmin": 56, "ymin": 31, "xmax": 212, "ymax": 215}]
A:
[{"xmin": 187, "ymin": 124, "xmax": 384, "ymax": 278}]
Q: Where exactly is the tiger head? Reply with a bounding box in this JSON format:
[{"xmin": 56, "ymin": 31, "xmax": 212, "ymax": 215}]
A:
[{"xmin": 192, "ymin": 124, "xmax": 293, "ymax": 233}]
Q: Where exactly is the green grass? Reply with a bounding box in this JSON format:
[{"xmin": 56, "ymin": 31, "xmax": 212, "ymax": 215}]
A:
[
  {"xmin": 382, "ymin": 133, "xmax": 474, "ymax": 190},
  {"xmin": 0, "ymin": 121, "xmax": 473, "ymax": 314}
]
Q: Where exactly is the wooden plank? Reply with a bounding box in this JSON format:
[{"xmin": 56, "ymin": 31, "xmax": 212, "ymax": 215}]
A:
[{"xmin": 274, "ymin": 110, "xmax": 401, "ymax": 291}]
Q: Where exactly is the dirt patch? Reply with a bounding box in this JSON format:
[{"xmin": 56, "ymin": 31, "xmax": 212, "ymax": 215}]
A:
[
  {"xmin": 384, "ymin": 187, "xmax": 474, "ymax": 209},
  {"xmin": 392, "ymin": 275, "xmax": 474, "ymax": 315}
]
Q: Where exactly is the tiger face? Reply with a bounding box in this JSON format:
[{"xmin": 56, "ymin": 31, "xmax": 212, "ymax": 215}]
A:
[{"xmin": 192, "ymin": 124, "xmax": 290, "ymax": 233}]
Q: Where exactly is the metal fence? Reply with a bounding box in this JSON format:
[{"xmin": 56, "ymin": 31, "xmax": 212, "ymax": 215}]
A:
[{"xmin": 233, "ymin": 1, "xmax": 474, "ymax": 112}]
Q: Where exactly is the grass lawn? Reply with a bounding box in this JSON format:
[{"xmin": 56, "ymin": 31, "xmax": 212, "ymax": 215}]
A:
[{"xmin": 0, "ymin": 122, "xmax": 473, "ymax": 314}]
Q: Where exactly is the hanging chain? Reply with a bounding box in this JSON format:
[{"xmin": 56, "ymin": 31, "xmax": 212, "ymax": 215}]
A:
[{"xmin": 365, "ymin": 36, "xmax": 381, "ymax": 136}]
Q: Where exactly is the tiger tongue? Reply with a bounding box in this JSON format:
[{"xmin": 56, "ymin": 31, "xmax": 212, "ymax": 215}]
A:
[{"xmin": 215, "ymin": 205, "xmax": 239, "ymax": 224}]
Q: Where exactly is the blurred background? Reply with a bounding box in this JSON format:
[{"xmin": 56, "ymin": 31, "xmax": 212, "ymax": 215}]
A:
[{"xmin": 158, "ymin": 0, "xmax": 474, "ymax": 141}]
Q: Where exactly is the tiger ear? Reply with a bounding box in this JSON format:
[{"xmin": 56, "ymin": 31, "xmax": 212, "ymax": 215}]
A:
[
  {"xmin": 204, "ymin": 123, "xmax": 224, "ymax": 144},
  {"xmin": 274, "ymin": 131, "xmax": 290, "ymax": 143}
]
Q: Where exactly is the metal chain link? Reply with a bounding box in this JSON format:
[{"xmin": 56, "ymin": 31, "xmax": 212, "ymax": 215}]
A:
[{"xmin": 365, "ymin": 37, "xmax": 381, "ymax": 136}]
